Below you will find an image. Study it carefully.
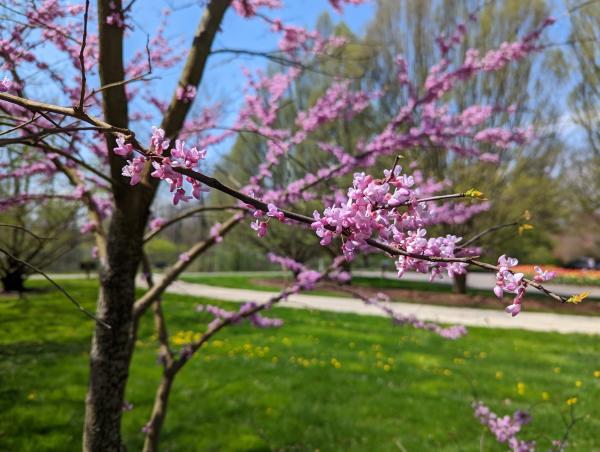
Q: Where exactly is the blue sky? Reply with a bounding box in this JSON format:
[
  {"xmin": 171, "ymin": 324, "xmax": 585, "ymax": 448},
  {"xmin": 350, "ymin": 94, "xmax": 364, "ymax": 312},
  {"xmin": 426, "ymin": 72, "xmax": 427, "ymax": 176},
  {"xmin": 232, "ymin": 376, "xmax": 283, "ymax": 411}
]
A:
[{"xmin": 126, "ymin": 1, "xmax": 374, "ymax": 123}]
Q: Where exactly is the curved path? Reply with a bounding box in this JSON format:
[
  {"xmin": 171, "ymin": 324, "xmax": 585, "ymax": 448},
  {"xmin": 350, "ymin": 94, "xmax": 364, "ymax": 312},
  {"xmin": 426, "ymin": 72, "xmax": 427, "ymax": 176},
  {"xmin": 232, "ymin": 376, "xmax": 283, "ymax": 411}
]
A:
[{"xmin": 166, "ymin": 280, "xmax": 600, "ymax": 336}]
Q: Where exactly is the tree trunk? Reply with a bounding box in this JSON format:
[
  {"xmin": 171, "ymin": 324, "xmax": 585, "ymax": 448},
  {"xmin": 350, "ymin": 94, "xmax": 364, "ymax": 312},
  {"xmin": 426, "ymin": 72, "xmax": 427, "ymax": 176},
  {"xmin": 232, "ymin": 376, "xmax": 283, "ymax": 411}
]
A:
[
  {"xmin": 83, "ymin": 208, "xmax": 146, "ymax": 452},
  {"xmin": 453, "ymin": 273, "xmax": 467, "ymax": 294},
  {"xmin": 1, "ymin": 271, "xmax": 25, "ymax": 292}
]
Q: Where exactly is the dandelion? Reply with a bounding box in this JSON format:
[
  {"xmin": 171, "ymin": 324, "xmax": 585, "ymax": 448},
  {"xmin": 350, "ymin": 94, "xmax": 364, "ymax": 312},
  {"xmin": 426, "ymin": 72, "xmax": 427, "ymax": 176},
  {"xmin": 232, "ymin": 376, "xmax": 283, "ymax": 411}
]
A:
[
  {"xmin": 566, "ymin": 397, "xmax": 577, "ymax": 406},
  {"xmin": 593, "ymin": 370, "xmax": 600, "ymax": 378},
  {"xmin": 517, "ymin": 382, "xmax": 525, "ymax": 395},
  {"xmin": 495, "ymin": 371, "xmax": 504, "ymax": 380},
  {"xmin": 575, "ymin": 380, "xmax": 582, "ymax": 388}
]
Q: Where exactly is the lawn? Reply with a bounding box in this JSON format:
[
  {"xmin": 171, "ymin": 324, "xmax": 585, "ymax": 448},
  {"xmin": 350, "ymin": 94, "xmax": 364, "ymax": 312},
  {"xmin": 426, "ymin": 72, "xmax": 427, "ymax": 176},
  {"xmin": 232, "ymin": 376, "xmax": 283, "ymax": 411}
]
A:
[{"xmin": 1, "ymin": 279, "xmax": 600, "ymax": 451}]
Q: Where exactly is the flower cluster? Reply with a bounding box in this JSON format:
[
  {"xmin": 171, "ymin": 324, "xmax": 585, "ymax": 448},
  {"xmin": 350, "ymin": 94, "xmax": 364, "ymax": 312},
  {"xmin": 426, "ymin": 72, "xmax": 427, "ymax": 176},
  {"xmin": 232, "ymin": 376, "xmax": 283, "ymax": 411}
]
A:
[
  {"xmin": 0, "ymin": 76, "xmax": 11, "ymax": 92},
  {"xmin": 364, "ymin": 292, "xmax": 467, "ymax": 339},
  {"xmin": 493, "ymin": 255, "xmax": 527, "ymax": 316},
  {"xmin": 250, "ymin": 203, "xmax": 285, "ymax": 237},
  {"xmin": 117, "ymin": 127, "xmax": 208, "ymax": 205},
  {"xmin": 311, "ymin": 167, "xmax": 467, "ymax": 280},
  {"xmin": 176, "ymin": 84, "xmax": 197, "ymax": 103},
  {"xmin": 106, "ymin": 1, "xmax": 127, "ymax": 29},
  {"xmin": 197, "ymin": 303, "xmax": 284, "ymax": 330},
  {"xmin": 149, "ymin": 217, "xmax": 166, "ymax": 232},
  {"xmin": 210, "ymin": 222, "xmax": 223, "ymax": 243},
  {"xmin": 473, "ymin": 401, "xmax": 535, "ymax": 452}
]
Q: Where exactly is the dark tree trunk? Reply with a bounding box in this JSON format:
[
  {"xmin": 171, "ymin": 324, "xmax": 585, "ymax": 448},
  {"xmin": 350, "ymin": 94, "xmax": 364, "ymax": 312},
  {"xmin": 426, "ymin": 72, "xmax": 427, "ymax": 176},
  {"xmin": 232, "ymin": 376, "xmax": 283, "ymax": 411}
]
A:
[
  {"xmin": 453, "ymin": 273, "xmax": 467, "ymax": 294},
  {"xmin": 1, "ymin": 271, "xmax": 25, "ymax": 293},
  {"xmin": 83, "ymin": 207, "xmax": 147, "ymax": 452}
]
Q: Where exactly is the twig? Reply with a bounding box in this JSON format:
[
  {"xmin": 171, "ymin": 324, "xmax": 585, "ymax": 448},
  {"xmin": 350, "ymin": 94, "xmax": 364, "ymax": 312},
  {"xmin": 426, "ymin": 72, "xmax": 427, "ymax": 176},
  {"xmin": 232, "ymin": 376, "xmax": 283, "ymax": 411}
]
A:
[
  {"xmin": 0, "ymin": 113, "xmax": 40, "ymax": 137},
  {"xmin": 458, "ymin": 222, "xmax": 519, "ymax": 249},
  {"xmin": 0, "ymin": 246, "xmax": 110, "ymax": 329},
  {"xmin": 77, "ymin": 0, "xmax": 91, "ymax": 111},
  {"xmin": 143, "ymin": 205, "xmax": 244, "ymax": 242}
]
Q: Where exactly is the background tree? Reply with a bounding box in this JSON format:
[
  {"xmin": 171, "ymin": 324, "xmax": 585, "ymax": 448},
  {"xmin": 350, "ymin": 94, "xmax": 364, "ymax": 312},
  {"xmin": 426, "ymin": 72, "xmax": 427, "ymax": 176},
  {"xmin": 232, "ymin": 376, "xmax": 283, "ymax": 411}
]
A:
[{"xmin": 0, "ymin": 146, "xmax": 80, "ymax": 292}]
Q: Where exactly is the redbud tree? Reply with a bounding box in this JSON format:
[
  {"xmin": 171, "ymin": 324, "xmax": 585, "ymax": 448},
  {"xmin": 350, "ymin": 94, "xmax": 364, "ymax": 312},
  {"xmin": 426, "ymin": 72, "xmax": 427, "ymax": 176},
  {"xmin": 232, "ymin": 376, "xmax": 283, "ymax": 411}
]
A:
[{"xmin": 0, "ymin": 1, "xmax": 584, "ymax": 450}]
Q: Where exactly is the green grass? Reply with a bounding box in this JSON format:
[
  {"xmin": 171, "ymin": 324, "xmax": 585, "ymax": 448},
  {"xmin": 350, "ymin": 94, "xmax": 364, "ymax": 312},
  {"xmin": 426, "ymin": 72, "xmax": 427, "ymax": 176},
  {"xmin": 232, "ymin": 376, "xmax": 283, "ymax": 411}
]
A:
[
  {"xmin": 1, "ymin": 280, "xmax": 600, "ymax": 451},
  {"xmin": 180, "ymin": 274, "xmax": 462, "ymax": 294}
]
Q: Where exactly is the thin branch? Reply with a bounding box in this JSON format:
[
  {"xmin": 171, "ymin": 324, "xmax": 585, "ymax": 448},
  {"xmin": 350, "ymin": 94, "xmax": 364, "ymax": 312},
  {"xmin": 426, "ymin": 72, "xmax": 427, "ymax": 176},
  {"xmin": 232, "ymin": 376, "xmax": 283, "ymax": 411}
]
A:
[
  {"xmin": 77, "ymin": 0, "xmax": 91, "ymax": 111},
  {"xmin": 0, "ymin": 245, "xmax": 110, "ymax": 328},
  {"xmin": 166, "ymin": 165, "xmax": 568, "ymax": 304},
  {"xmin": 458, "ymin": 222, "xmax": 519, "ymax": 249},
  {"xmin": 144, "ymin": 205, "xmax": 244, "ymax": 242},
  {"xmin": 0, "ymin": 113, "xmax": 40, "ymax": 137}
]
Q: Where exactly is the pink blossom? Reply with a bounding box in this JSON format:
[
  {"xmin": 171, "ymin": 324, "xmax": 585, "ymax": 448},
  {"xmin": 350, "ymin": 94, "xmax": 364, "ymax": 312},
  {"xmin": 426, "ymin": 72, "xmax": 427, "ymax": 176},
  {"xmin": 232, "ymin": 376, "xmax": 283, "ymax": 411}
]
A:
[
  {"xmin": 179, "ymin": 252, "xmax": 191, "ymax": 263},
  {"xmin": 121, "ymin": 157, "xmax": 146, "ymax": 185},
  {"xmin": 210, "ymin": 222, "xmax": 223, "ymax": 243},
  {"xmin": 250, "ymin": 219, "xmax": 268, "ymax": 237},
  {"xmin": 266, "ymin": 203, "xmax": 285, "ymax": 221},
  {"xmin": 176, "ymin": 84, "xmax": 197, "ymax": 103},
  {"xmin": 149, "ymin": 217, "xmax": 165, "ymax": 231},
  {"xmin": 80, "ymin": 221, "xmax": 97, "ymax": 235},
  {"xmin": 113, "ymin": 136, "xmax": 133, "ymax": 157},
  {"xmin": 533, "ymin": 266, "xmax": 556, "ymax": 282},
  {"xmin": 0, "ymin": 76, "xmax": 12, "ymax": 92}
]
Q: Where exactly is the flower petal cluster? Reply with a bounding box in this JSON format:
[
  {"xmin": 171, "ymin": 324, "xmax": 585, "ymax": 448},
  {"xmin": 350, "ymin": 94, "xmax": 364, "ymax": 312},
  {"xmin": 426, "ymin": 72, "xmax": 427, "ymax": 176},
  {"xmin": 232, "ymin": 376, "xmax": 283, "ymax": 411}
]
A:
[
  {"xmin": 117, "ymin": 127, "xmax": 208, "ymax": 205},
  {"xmin": 473, "ymin": 401, "xmax": 535, "ymax": 452},
  {"xmin": 493, "ymin": 255, "xmax": 527, "ymax": 316}
]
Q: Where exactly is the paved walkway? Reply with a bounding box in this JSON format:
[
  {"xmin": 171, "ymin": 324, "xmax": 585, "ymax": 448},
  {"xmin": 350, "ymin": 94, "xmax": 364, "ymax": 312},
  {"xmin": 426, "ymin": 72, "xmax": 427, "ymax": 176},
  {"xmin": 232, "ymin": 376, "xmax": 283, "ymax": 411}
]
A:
[
  {"xmin": 354, "ymin": 270, "xmax": 600, "ymax": 299},
  {"xmin": 166, "ymin": 280, "xmax": 600, "ymax": 336}
]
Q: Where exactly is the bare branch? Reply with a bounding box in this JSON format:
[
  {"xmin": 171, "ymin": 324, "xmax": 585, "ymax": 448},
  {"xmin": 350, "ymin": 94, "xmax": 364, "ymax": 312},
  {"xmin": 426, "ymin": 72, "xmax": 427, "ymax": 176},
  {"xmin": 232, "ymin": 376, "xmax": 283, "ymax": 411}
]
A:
[
  {"xmin": 143, "ymin": 205, "xmax": 245, "ymax": 242},
  {"xmin": 0, "ymin": 244, "xmax": 109, "ymax": 329},
  {"xmin": 77, "ymin": 0, "xmax": 91, "ymax": 111}
]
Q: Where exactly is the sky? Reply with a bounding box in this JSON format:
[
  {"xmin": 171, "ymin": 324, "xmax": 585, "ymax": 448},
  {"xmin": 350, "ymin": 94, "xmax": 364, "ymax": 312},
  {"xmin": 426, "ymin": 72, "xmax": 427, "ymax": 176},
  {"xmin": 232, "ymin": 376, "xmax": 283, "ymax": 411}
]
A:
[{"xmin": 125, "ymin": 1, "xmax": 375, "ymax": 140}]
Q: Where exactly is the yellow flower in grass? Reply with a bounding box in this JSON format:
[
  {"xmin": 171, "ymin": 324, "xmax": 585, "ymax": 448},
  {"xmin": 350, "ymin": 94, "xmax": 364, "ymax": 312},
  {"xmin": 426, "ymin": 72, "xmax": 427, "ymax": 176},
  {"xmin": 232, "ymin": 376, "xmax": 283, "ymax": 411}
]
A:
[
  {"xmin": 593, "ymin": 370, "xmax": 600, "ymax": 378},
  {"xmin": 566, "ymin": 397, "xmax": 578, "ymax": 406},
  {"xmin": 331, "ymin": 358, "xmax": 342, "ymax": 369},
  {"xmin": 542, "ymin": 392, "xmax": 550, "ymax": 401},
  {"xmin": 495, "ymin": 371, "xmax": 504, "ymax": 380},
  {"xmin": 517, "ymin": 382, "xmax": 526, "ymax": 396},
  {"xmin": 575, "ymin": 380, "xmax": 582, "ymax": 388},
  {"xmin": 553, "ymin": 367, "xmax": 561, "ymax": 374}
]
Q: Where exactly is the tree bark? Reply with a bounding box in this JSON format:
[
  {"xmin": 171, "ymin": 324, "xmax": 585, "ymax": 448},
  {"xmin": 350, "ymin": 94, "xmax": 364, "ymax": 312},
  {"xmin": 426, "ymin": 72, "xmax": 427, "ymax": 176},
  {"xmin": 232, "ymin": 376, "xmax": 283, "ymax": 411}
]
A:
[
  {"xmin": 83, "ymin": 208, "xmax": 146, "ymax": 452},
  {"xmin": 453, "ymin": 273, "xmax": 467, "ymax": 294},
  {"xmin": 1, "ymin": 270, "xmax": 25, "ymax": 292}
]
